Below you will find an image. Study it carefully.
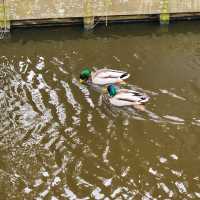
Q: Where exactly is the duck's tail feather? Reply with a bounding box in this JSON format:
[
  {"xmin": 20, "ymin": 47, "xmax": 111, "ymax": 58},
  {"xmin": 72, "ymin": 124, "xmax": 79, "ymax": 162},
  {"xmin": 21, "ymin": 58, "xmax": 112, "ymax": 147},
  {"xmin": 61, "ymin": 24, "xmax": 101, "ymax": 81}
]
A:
[
  {"xmin": 120, "ymin": 72, "xmax": 130, "ymax": 80},
  {"xmin": 139, "ymin": 95, "xmax": 150, "ymax": 104}
]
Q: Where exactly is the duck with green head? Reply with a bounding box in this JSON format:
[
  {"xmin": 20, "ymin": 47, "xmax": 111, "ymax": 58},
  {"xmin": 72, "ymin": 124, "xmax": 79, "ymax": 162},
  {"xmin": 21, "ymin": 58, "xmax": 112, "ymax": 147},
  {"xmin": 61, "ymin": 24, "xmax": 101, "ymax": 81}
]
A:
[
  {"xmin": 105, "ymin": 84, "xmax": 149, "ymax": 110},
  {"xmin": 80, "ymin": 68, "xmax": 130, "ymax": 85}
]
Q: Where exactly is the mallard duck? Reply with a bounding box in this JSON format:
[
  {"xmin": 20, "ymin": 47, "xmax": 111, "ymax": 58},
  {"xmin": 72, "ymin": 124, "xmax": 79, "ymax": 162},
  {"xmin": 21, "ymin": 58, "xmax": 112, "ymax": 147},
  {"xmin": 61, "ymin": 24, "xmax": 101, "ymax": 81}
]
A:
[
  {"xmin": 104, "ymin": 84, "xmax": 149, "ymax": 110},
  {"xmin": 80, "ymin": 68, "xmax": 130, "ymax": 85}
]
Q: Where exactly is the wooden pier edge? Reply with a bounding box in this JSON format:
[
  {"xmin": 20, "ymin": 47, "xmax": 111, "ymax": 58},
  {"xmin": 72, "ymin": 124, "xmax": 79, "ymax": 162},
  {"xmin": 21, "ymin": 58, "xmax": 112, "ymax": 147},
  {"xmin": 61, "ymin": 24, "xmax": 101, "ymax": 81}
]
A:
[
  {"xmin": 2, "ymin": 0, "xmax": 200, "ymax": 30},
  {"xmin": 10, "ymin": 12, "xmax": 200, "ymax": 28}
]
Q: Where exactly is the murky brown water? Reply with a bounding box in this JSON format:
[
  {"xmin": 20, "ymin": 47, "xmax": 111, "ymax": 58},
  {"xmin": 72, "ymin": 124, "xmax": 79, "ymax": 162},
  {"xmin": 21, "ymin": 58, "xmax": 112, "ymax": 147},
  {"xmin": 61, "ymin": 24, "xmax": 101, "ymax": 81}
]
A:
[{"xmin": 0, "ymin": 22, "xmax": 200, "ymax": 200}]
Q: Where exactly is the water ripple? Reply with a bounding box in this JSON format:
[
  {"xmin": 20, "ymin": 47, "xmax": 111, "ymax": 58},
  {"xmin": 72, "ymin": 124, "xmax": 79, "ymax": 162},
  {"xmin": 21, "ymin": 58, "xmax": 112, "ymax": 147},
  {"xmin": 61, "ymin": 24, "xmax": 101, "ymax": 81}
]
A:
[{"xmin": 1, "ymin": 25, "xmax": 200, "ymax": 199}]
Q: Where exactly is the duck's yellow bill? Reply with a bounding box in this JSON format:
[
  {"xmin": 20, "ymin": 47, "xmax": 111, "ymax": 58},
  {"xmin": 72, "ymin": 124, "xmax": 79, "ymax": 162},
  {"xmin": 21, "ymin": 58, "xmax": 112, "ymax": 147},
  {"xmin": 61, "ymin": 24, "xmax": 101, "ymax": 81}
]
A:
[
  {"xmin": 102, "ymin": 87, "xmax": 107, "ymax": 93},
  {"xmin": 80, "ymin": 79, "xmax": 84, "ymax": 83}
]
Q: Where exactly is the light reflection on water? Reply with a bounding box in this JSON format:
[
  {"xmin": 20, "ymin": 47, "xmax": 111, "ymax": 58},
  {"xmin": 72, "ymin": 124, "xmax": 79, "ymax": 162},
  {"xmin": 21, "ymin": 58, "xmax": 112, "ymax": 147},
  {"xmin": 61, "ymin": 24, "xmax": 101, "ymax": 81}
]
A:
[{"xmin": 0, "ymin": 22, "xmax": 200, "ymax": 199}]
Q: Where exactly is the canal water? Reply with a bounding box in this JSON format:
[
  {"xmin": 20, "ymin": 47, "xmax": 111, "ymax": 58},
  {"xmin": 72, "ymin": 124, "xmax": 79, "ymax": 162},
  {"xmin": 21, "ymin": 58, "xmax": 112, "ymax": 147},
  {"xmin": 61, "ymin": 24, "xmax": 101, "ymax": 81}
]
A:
[{"xmin": 0, "ymin": 22, "xmax": 200, "ymax": 200}]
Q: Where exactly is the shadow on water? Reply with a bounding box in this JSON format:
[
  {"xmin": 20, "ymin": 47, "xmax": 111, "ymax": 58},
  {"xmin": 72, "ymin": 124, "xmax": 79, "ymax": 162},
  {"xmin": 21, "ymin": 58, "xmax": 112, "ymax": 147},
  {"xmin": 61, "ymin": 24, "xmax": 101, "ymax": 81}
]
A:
[{"xmin": 7, "ymin": 20, "xmax": 200, "ymax": 43}]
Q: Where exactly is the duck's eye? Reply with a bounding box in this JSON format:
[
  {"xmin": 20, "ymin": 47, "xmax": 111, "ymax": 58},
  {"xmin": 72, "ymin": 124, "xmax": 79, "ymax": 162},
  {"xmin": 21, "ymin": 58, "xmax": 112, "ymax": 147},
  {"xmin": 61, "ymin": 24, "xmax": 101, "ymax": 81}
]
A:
[
  {"xmin": 80, "ymin": 74, "xmax": 87, "ymax": 80},
  {"xmin": 80, "ymin": 74, "xmax": 84, "ymax": 79}
]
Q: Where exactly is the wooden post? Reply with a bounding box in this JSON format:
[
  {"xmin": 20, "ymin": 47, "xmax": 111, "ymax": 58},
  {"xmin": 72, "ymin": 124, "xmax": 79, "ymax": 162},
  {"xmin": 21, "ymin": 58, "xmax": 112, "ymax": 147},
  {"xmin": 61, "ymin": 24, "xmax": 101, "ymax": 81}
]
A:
[
  {"xmin": 104, "ymin": 0, "xmax": 112, "ymax": 26},
  {"xmin": 160, "ymin": 0, "xmax": 170, "ymax": 25},
  {"xmin": 83, "ymin": 0, "xmax": 94, "ymax": 30},
  {"xmin": 0, "ymin": 0, "xmax": 10, "ymax": 33},
  {"xmin": 0, "ymin": 0, "xmax": 4, "ymax": 29}
]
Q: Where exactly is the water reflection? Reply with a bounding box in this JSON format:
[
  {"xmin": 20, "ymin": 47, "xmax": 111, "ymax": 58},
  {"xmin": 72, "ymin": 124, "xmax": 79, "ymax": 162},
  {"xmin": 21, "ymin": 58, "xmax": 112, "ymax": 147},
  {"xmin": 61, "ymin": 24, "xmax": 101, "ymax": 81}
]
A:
[{"xmin": 0, "ymin": 22, "xmax": 200, "ymax": 199}]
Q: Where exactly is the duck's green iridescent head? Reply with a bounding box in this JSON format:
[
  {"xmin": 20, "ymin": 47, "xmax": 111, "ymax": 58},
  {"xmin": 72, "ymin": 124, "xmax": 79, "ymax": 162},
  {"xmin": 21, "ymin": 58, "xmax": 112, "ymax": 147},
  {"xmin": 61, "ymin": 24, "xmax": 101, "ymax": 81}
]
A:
[
  {"xmin": 107, "ymin": 85, "xmax": 117, "ymax": 97},
  {"xmin": 80, "ymin": 68, "xmax": 91, "ymax": 82}
]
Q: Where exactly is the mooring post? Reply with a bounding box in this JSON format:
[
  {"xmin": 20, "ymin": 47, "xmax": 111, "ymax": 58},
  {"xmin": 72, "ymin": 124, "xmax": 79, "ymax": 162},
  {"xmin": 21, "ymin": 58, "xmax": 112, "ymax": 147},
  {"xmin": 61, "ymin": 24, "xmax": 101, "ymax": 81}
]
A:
[
  {"xmin": 104, "ymin": 0, "xmax": 112, "ymax": 26},
  {"xmin": 0, "ymin": 0, "xmax": 10, "ymax": 34},
  {"xmin": 160, "ymin": 0, "xmax": 170, "ymax": 25},
  {"xmin": 83, "ymin": 0, "xmax": 94, "ymax": 30},
  {"xmin": 0, "ymin": 0, "xmax": 4, "ymax": 29}
]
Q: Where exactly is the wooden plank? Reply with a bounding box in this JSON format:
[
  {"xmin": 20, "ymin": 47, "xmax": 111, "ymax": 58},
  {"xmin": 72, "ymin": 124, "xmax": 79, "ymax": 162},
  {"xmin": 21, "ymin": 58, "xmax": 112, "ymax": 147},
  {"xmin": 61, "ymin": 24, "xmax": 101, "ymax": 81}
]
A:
[
  {"xmin": 169, "ymin": 0, "xmax": 200, "ymax": 13},
  {"xmin": 7, "ymin": 0, "xmax": 84, "ymax": 20}
]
